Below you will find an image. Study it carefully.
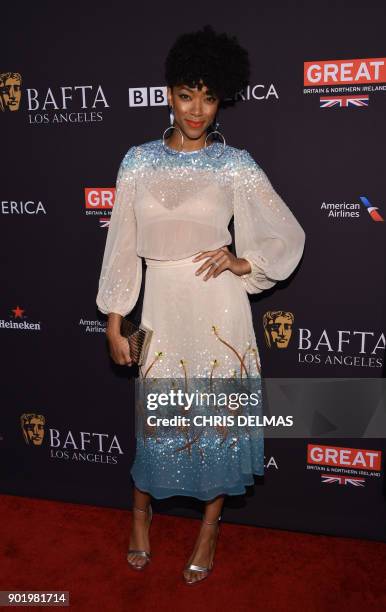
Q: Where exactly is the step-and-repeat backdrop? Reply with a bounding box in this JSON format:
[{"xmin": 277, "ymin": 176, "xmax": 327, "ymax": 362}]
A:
[{"xmin": 2, "ymin": 3, "xmax": 386, "ymax": 541}]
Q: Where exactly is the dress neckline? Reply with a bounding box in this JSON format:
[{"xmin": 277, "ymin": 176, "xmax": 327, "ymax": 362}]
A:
[{"xmin": 161, "ymin": 138, "xmax": 218, "ymax": 155}]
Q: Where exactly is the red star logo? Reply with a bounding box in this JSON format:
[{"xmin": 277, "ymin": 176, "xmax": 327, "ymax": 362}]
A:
[{"xmin": 12, "ymin": 306, "xmax": 25, "ymax": 318}]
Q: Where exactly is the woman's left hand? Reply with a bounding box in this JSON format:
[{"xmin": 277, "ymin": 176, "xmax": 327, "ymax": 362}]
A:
[{"xmin": 192, "ymin": 246, "xmax": 252, "ymax": 281}]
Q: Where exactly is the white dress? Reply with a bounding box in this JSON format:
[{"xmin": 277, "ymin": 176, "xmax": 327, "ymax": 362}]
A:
[{"xmin": 96, "ymin": 138, "xmax": 305, "ymax": 500}]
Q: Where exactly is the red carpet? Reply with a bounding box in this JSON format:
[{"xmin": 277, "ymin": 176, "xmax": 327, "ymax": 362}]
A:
[{"xmin": 1, "ymin": 494, "xmax": 386, "ymax": 611}]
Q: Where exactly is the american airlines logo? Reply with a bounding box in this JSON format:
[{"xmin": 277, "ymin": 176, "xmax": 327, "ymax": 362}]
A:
[
  {"xmin": 320, "ymin": 195, "xmax": 384, "ymax": 221},
  {"xmin": 359, "ymin": 196, "xmax": 384, "ymax": 222}
]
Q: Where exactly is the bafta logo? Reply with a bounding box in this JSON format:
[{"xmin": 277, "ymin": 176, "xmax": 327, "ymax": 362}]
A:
[
  {"xmin": 263, "ymin": 311, "xmax": 294, "ymax": 349},
  {"xmin": 20, "ymin": 413, "xmax": 45, "ymax": 446},
  {"xmin": 0, "ymin": 72, "xmax": 22, "ymax": 112}
]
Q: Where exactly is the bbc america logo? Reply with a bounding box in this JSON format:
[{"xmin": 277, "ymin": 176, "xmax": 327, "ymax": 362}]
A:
[
  {"xmin": 128, "ymin": 84, "xmax": 278, "ymax": 107},
  {"xmin": 128, "ymin": 86, "xmax": 168, "ymax": 107}
]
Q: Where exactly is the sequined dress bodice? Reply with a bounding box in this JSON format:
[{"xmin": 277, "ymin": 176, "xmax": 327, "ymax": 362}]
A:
[
  {"xmin": 133, "ymin": 139, "xmax": 234, "ymax": 259},
  {"xmin": 96, "ymin": 138, "xmax": 306, "ymax": 316}
]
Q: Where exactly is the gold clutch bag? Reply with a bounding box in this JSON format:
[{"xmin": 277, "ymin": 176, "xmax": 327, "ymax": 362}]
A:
[{"xmin": 120, "ymin": 318, "xmax": 153, "ymax": 366}]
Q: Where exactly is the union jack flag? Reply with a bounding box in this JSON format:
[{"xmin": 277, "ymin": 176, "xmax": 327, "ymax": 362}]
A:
[
  {"xmin": 319, "ymin": 95, "xmax": 369, "ymax": 108},
  {"xmin": 99, "ymin": 217, "xmax": 110, "ymax": 228},
  {"xmin": 321, "ymin": 474, "xmax": 365, "ymax": 486}
]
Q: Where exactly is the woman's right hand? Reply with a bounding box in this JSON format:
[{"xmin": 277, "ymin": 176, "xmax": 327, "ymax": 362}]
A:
[{"xmin": 107, "ymin": 332, "xmax": 133, "ymax": 366}]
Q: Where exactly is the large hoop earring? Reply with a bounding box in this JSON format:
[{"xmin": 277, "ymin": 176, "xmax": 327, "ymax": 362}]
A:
[
  {"xmin": 204, "ymin": 117, "xmax": 226, "ymax": 158},
  {"xmin": 162, "ymin": 106, "xmax": 184, "ymax": 154}
]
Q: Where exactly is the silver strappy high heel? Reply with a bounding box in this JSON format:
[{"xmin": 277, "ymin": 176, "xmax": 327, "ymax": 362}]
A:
[
  {"xmin": 183, "ymin": 515, "xmax": 222, "ymax": 585},
  {"xmin": 127, "ymin": 505, "xmax": 153, "ymax": 570}
]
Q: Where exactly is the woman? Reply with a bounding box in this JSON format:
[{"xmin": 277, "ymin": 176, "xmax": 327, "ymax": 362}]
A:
[{"xmin": 96, "ymin": 25, "xmax": 306, "ymax": 585}]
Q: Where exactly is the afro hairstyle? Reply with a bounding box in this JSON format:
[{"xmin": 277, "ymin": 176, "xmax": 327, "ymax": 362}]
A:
[{"xmin": 164, "ymin": 24, "xmax": 250, "ymax": 104}]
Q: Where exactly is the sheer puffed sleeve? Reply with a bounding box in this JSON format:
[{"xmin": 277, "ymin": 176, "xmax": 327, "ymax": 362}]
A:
[
  {"xmin": 96, "ymin": 146, "xmax": 142, "ymax": 316},
  {"xmin": 234, "ymin": 149, "xmax": 306, "ymax": 294}
]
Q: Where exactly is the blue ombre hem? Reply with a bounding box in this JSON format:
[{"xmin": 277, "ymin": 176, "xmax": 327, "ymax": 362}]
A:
[
  {"xmin": 130, "ymin": 432, "xmax": 264, "ymax": 501},
  {"xmin": 130, "ymin": 473, "xmax": 261, "ymax": 501}
]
